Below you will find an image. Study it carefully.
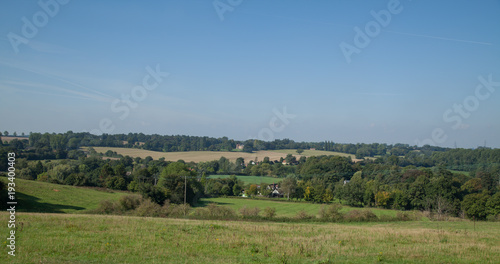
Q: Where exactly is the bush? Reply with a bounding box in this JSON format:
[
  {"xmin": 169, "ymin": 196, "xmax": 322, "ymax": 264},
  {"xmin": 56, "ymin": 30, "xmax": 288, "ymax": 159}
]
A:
[
  {"xmin": 119, "ymin": 195, "xmax": 143, "ymax": 211},
  {"xmin": 396, "ymin": 211, "xmax": 422, "ymax": 221},
  {"xmin": 193, "ymin": 203, "xmax": 236, "ymax": 219},
  {"xmin": 93, "ymin": 200, "xmax": 121, "ymax": 214},
  {"xmin": 170, "ymin": 203, "xmax": 192, "ymax": 217},
  {"xmin": 318, "ymin": 204, "xmax": 343, "ymax": 221},
  {"xmin": 239, "ymin": 206, "xmax": 261, "ymax": 218},
  {"xmin": 295, "ymin": 210, "xmax": 314, "ymax": 220},
  {"xmin": 134, "ymin": 199, "xmax": 162, "ymax": 217},
  {"xmin": 344, "ymin": 210, "xmax": 378, "ymax": 222},
  {"xmin": 263, "ymin": 207, "xmax": 276, "ymax": 219}
]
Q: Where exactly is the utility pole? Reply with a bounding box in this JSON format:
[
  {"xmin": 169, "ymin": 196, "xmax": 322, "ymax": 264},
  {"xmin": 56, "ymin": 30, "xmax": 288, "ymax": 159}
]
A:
[{"xmin": 184, "ymin": 175, "xmax": 187, "ymax": 216}]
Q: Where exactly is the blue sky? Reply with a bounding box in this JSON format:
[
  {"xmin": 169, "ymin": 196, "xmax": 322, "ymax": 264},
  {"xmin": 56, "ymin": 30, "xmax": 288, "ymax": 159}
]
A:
[{"xmin": 1, "ymin": 0, "xmax": 499, "ymax": 148}]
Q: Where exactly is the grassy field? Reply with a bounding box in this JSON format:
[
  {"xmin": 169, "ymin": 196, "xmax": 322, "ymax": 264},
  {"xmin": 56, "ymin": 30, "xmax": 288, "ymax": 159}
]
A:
[
  {"xmin": 208, "ymin": 175, "xmax": 282, "ymax": 185},
  {"xmin": 1, "ymin": 212, "xmax": 498, "ymax": 263},
  {"xmin": 271, "ymin": 149, "xmax": 355, "ymax": 158},
  {"xmin": 0, "ymin": 178, "xmax": 128, "ymax": 213},
  {"xmin": 85, "ymin": 147, "xmax": 360, "ymax": 163},
  {"xmin": 199, "ymin": 197, "xmax": 398, "ymax": 218}
]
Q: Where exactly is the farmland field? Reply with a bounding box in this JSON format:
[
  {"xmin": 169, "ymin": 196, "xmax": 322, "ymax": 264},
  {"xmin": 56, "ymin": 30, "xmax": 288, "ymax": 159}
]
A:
[
  {"xmin": 271, "ymin": 149, "xmax": 355, "ymax": 158},
  {"xmin": 208, "ymin": 175, "xmax": 282, "ymax": 185},
  {"xmin": 85, "ymin": 147, "xmax": 360, "ymax": 163},
  {"xmin": 199, "ymin": 197, "xmax": 399, "ymax": 218},
  {"xmin": 0, "ymin": 136, "xmax": 28, "ymax": 143},
  {"xmin": 85, "ymin": 147, "xmax": 297, "ymax": 163},
  {"xmin": 0, "ymin": 178, "xmax": 128, "ymax": 213},
  {"xmin": 1, "ymin": 212, "xmax": 498, "ymax": 263}
]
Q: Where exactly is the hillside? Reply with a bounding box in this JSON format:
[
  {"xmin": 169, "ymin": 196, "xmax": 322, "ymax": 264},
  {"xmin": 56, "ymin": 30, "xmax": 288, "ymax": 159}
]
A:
[
  {"xmin": 0, "ymin": 178, "xmax": 128, "ymax": 213},
  {"xmin": 85, "ymin": 147, "xmax": 357, "ymax": 163},
  {"xmin": 1, "ymin": 213, "xmax": 498, "ymax": 263},
  {"xmin": 208, "ymin": 175, "xmax": 282, "ymax": 185}
]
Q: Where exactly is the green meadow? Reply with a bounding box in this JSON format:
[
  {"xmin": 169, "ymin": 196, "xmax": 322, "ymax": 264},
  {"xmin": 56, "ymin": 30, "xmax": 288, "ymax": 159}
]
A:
[
  {"xmin": 199, "ymin": 197, "xmax": 398, "ymax": 218},
  {"xmin": 208, "ymin": 175, "xmax": 282, "ymax": 185},
  {"xmin": 1, "ymin": 213, "xmax": 499, "ymax": 264},
  {"xmin": 1, "ymin": 177, "xmax": 500, "ymax": 263},
  {"xmin": 0, "ymin": 178, "xmax": 128, "ymax": 213}
]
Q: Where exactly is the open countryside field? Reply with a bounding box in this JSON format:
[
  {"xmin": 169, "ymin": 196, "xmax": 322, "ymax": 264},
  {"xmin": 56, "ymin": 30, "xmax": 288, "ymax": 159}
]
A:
[
  {"xmin": 1, "ymin": 213, "xmax": 498, "ymax": 264},
  {"xmin": 200, "ymin": 197, "xmax": 398, "ymax": 218},
  {"xmin": 0, "ymin": 178, "xmax": 128, "ymax": 213},
  {"xmin": 1, "ymin": 136, "xmax": 29, "ymax": 143},
  {"xmin": 271, "ymin": 149, "xmax": 355, "ymax": 158},
  {"xmin": 86, "ymin": 147, "xmax": 361, "ymax": 163},
  {"xmin": 208, "ymin": 175, "xmax": 282, "ymax": 185}
]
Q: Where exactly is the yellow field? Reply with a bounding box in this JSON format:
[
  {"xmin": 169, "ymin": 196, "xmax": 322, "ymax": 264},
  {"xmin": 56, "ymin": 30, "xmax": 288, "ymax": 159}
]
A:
[
  {"xmin": 1, "ymin": 136, "xmax": 28, "ymax": 142},
  {"xmin": 85, "ymin": 147, "xmax": 358, "ymax": 163},
  {"xmin": 270, "ymin": 149, "xmax": 356, "ymax": 158}
]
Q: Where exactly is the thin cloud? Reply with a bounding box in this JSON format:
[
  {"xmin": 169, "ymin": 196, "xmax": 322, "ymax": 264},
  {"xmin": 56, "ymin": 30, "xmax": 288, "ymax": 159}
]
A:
[
  {"xmin": 383, "ymin": 30, "xmax": 494, "ymax": 46},
  {"xmin": 0, "ymin": 60, "xmax": 115, "ymax": 99},
  {"xmin": 1, "ymin": 80, "xmax": 111, "ymax": 103},
  {"xmin": 27, "ymin": 40, "xmax": 76, "ymax": 54}
]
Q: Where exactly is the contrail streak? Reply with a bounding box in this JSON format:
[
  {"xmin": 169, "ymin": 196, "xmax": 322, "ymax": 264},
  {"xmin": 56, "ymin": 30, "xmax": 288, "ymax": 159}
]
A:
[{"xmin": 383, "ymin": 30, "xmax": 493, "ymax": 46}]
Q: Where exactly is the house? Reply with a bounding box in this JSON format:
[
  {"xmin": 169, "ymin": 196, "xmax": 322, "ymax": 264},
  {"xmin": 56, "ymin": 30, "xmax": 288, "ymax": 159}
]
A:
[
  {"xmin": 236, "ymin": 144, "xmax": 244, "ymax": 150},
  {"xmin": 267, "ymin": 183, "xmax": 283, "ymax": 197},
  {"xmin": 343, "ymin": 180, "xmax": 350, "ymax": 185}
]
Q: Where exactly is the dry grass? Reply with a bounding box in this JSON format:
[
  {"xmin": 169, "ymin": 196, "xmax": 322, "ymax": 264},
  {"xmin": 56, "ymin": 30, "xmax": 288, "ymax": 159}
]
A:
[
  {"xmin": 86, "ymin": 147, "xmax": 302, "ymax": 163},
  {"xmin": 1, "ymin": 213, "xmax": 499, "ymax": 263},
  {"xmin": 1, "ymin": 136, "xmax": 28, "ymax": 143},
  {"xmin": 85, "ymin": 147, "xmax": 366, "ymax": 163}
]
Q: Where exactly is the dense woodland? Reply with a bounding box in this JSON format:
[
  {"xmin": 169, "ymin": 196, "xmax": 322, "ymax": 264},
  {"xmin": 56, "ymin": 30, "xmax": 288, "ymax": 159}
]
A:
[{"xmin": 1, "ymin": 131, "xmax": 499, "ymax": 221}]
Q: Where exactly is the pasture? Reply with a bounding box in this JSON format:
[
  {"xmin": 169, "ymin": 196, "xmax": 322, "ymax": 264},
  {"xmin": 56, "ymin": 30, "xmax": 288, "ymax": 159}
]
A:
[
  {"xmin": 208, "ymin": 175, "xmax": 282, "ymax": 185},
  {"xmin": 85, "ymin": 147, "xmax": 295, "ymax": 163},
  {"xmin": 0, "ymin": 178, "xmax": 127, "ymax": 213},
  {"xmin": 85, "ymin": 147, "xmax": 361, "ymax": 163},
  {"xmin": 1, "ymin": 213, "xmax": 498, "ymax": 263},
  {"xmin": 199, "ymin": 197, "xmax": 399, "ymax": 218}
]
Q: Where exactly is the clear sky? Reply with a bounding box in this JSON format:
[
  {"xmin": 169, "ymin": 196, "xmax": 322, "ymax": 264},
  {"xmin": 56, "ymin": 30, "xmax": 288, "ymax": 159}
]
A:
[{"xmin": 1, "ymin": 0, "xmax": 499, "ymax": 148}]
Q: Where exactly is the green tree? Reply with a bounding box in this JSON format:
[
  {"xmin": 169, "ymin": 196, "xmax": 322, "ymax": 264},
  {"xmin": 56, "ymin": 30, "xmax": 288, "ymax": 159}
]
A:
[
  {"xmin": 158, "ymin": 162, "xmax": 197, "ymax": 205},
  {"xmin": 221, "ymin": 185, "xmax": 232, "ymax": 196},
  {"xmin": 232, "ymin": 184, "xmax": 243, "ymax": 196},
  {"xmin": 462, "ymin": 192, "xmax": 490, "ymax": 220},
  {"xmin": 296, "ymin": 149, "xmax": 304, "ymax": 155},
  {"xmin": 486, "ymin": 192, "xmax": 500, "ymax": 217},
  {"xmin": 281, "ymin": 175, "xmax": 297, "ymax": 200},
  {"xmin": 247, "ymin": 184, "xmax": 258, "ymax": 196}
]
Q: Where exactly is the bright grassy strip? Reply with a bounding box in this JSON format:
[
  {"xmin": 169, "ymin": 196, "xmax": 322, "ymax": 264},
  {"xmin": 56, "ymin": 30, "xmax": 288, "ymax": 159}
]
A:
[
  {"xmin": 208, "ymin": 175, "xmax": 282, "ymax": 185},
  {"xmin": 200, "ymin": 197, "xmax": 399, "ymax": 218},
  {"xmin": 0, "ymin": 178, "xmax": 128, "ymax": 213},
  {"xmin": 1, "ymin": 213, "xmax": 498, "ymax": 264}
]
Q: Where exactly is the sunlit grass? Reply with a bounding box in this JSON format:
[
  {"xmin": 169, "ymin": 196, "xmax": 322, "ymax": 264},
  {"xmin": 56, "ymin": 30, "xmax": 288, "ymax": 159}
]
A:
[{"xmin": 1, "ymin": 213, "xmax": 498, "ymax": 263}]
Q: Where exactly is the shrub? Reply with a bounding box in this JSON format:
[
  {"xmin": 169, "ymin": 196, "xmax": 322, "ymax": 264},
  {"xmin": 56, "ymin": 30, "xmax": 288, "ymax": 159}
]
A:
[
  {"xmin": 170, "ymin": 203, "xmax": 192, "ymax": 217},
  {"xmin": 93, "ymin": 200, "xmax": 121, "ymax": 214},
  {"xmin": 193, "ymin": 203, "xmax": 236, "ymax": 219},
  {"xmin": 119, "ymin": 195, "xmax": 143, "ymax": 211},
  {"xmin": 318, "ymin": 204, "xmax": 343, "ymax": 221},
  {"xmin": 134, "ymin": 199, "xmax": 162, "ymax": 217},
  {"xmin": 263, "ymin": 207, "xmax": 276, "ymax": 219},
  {"xmin": 295, "ymin": 210, "xmax": 314, "ymax": 220},
  {"xmin": 239, "ymin": 206, "xmax": 261, "ymax": 218},
  {"xmin": 344, "ymin": 210, "xmax": 378, "ymax": 222},
  {"xmin": 396, "ymin": 211, "xmax": 422, "ymax": 221}
]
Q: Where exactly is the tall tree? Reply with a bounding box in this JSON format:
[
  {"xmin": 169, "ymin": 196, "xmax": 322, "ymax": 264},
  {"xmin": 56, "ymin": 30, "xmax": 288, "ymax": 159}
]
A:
[{"xmin": 281, "ymin": 175, "xmax": 297, "ymax": 200}]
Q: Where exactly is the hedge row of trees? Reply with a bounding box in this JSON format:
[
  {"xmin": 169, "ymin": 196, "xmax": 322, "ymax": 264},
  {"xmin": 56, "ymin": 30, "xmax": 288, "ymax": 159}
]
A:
[{"xmin": 1, "ymin": 133, "xmax": 499, "ymax": 220}]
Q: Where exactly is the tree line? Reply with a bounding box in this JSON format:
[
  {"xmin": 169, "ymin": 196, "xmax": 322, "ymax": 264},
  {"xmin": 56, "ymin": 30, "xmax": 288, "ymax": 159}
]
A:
[{"xmin": 1, "ymin": 132, "xmax": 499, "ymax": 220}]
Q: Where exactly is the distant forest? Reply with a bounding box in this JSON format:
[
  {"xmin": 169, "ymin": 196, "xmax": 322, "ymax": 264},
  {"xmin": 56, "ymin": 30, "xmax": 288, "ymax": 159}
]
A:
[
  {"xmin": 1, "ymin": 131, "xmax": 498, "ymax": 172},
  {"xmin": 1, "ymin": 131, "xmax": 499, "ymax": 220}
]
